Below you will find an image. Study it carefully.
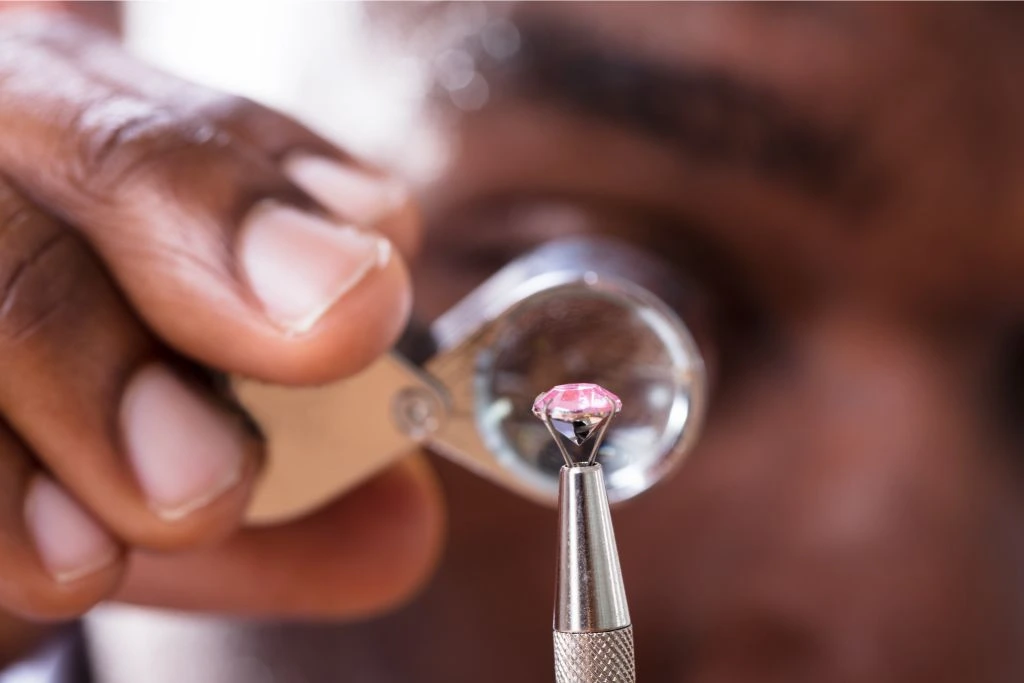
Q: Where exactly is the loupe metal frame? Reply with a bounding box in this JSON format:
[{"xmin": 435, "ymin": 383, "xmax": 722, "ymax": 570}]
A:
[
  {"xmin": 459, "ymin": 274, "xmax": 706, "ymax": 504},
  {"xmin": 236, "ymin": 237, "xmax": 709, "ymax": 523}
]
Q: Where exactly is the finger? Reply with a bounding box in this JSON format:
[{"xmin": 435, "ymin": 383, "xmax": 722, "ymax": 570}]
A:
[
  {"xmin": 48, "ymin": 28, "xmax": 422, "ymax": 259},
  {"xmin": 0, "ymin": 423, "xmax": 124, "ymax": 620},
  {"xmin": 0, "ymin": 12, "xmax": 417, "ymax": 384},
  {"xmin": 0, "ymin": 182, "xmax": 262, "ymax": 550},
  {"xmin": 116, "ymin": 456, "xmax": 446, "ymax": 618},
  {"xmin": 177, "ymin": 94, "xmax": 422, "ymax": 259},
  {"xmin": 280, "ymin": 152, "xmax": 422, "ymax": 260}
]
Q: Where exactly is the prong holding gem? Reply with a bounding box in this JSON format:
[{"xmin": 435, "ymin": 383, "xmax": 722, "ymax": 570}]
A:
[{"xmin": 532, "ymin": 383, "xmax": 622, "ymax": 466}]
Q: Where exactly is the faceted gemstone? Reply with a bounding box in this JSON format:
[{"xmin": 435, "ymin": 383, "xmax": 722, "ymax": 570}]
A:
[{"xmin": 532, "ymin": 383, "xmax": 622, "ymax": 446}]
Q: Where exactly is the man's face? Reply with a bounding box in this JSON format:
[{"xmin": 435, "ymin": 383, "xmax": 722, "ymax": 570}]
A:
[{"xmin": 289, "ymin": 4, "xmax": 1024, "ymax": 681}]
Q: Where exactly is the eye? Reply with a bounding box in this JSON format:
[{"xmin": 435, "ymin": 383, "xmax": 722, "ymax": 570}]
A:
[
  {"xmin": 424, "ymin": 197, "xmax": 594, "ymax": 274},
  {"xmin": 424, "ymin": 194, "xmax": 785, "ymax": 398},
  {"xmin": 422, "ymin": 195, "xmax": 747, "ymax": 385}
]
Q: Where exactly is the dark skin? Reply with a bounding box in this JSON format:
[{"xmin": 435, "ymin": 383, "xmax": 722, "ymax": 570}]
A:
[
  {"xmin": 4, "ymin": 3, "xmax": 1024, "ymax": 682},
  {"xmin": 325, "ymin": 4, "xmax": 1024, "ymax": 682},
  {"xmin": 0, "ymin": 0, "xmax": 442, "ymax": 651}
]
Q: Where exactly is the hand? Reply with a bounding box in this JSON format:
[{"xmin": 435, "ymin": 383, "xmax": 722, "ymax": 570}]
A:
[{"xmin": 0, "ymin": 9, "xmax": 444, "ymax": 624}]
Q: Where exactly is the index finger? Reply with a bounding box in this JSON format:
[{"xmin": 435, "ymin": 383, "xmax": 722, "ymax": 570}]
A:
[{"xmin": 0, "ymin": 11, "xmax": 416, "ymax": 384}]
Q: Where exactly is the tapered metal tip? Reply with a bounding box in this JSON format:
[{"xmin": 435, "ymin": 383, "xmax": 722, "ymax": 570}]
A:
[{"xmin": 554, "ymin": 463, "xmax": 631, "ymax": 633}]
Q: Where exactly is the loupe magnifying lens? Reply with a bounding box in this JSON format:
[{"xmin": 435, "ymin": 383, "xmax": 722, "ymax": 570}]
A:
[
  {"xmin": 237, "ymin": 237, "xmax": 708, "ymax": 521},
  {"xmin": 475, "ymin": 279, "xmax": 703, "ymax": 502}
]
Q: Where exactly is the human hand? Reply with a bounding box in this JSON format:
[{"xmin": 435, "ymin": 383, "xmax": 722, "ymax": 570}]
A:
[{"xmin": 0, "ymin": 8, "xmax": 443, "ymax": 624}]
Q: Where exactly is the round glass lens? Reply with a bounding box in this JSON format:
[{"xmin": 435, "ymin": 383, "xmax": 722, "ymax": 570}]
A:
[{"xmin": 474, "ymin": 279, "xmax": 705, "ymax": 502}]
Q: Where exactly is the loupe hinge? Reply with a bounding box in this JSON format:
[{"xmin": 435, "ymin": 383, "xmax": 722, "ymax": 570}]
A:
[{"xmin": 391, "ymin": 382, "xmax": 449, "ymax": 442}]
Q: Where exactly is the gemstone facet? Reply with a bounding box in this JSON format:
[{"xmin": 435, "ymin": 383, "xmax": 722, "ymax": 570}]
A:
[{"xmin": 532, "ymin": 383, "xmax": 623, "ymax": 446}]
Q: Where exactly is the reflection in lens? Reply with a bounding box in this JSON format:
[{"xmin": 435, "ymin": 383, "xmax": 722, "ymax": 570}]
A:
[{"xmin": 475, "ymin": 280, "xmax": 704, "ymax": 502}]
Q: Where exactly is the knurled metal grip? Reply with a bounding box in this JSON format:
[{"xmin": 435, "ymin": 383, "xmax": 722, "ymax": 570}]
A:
[
  {"xmin": 553, "ymin": 626, "xmax": 636, "ymax": 683},
  {"xmin": 551, "ymin": 463, "xmax": 635, "ymax": 681}
]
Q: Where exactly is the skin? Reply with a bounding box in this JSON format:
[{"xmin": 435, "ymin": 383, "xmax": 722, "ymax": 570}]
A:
[
  {"xmin": 0, "ymin": 1, "xmax": 443, "ymax": 660},
  {"xmin": 288, "ymin": 4, "xmax": 1024, "ymax": 683},
  {"xmin": 4, "ymin": 2, "xmax": 1024, "ymax": 683}
]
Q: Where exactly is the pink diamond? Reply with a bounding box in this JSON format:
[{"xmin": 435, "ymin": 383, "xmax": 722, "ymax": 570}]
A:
[{"xmin": 532, "ymin": 383, "xmax": 622, "ymax": 446}]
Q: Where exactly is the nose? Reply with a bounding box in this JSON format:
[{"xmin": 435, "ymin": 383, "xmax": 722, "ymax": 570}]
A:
[{"xmin": 616, "ymin": 314, "xmax": 1024, "ymax": 681}]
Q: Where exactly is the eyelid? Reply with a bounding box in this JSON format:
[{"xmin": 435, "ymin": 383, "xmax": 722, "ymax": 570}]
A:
[
  {"xmin": 427, "ymin": 191, "xmax": 727, "ymax": 360},
  {"xmin": 429, "ymin": 192, "xmax": 731, "ymax": 289},
  {"xmin": 429, "ymin": 196, "xmax": 596, "ymax": 261}
]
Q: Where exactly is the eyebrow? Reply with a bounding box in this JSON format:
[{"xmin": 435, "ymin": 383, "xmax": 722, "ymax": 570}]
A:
[{"xmin": 491, "ymin": 20, "xmax": 871, "ymax": 207}]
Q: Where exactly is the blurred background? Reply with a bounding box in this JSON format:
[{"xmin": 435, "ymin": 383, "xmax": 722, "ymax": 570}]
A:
[
  {"xmin": 125, "ymin": 3, "xmax": 454, "ymax": 183},
  {"xmin": 8, "ymin": 3, "xmax": 1024, "ymax": 682}
]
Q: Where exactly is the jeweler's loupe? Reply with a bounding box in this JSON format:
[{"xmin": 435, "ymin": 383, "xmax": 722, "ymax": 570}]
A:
[{"xmin": 236, "ymin": 237, "xmax": 707, "ymax": 523}]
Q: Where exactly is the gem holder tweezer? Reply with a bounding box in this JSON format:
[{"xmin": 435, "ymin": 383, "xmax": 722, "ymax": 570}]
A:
[{"xmin": 533, "ymin": 384, "xmax": 635, "ymax": 683}]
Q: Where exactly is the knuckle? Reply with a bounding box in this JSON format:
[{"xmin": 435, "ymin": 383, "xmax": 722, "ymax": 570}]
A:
[
  {"xmin": 0, "ymin": 191, "xmax": 89, "ymax": 345},
  {"xmin": 67, "ymin": 95, "xmax": 233, "ymax": 195},
  {"xmin": 198, "ymin": 93, "xmax": 321, "ymax": 157},
  {"xmin": 194, "ymin": 92, "xmax": 264, "ymax": 129}
]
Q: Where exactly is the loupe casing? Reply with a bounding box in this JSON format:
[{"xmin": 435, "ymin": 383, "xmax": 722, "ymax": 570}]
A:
[{"xmin": 236, "ymin": 237, "xmax": 707, "ymax": 523}]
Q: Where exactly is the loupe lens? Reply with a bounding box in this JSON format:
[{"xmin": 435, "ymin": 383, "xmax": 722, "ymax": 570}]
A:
[{"xmin": 475, "ymin": 279, "xmax": 705, "ymax": 502}]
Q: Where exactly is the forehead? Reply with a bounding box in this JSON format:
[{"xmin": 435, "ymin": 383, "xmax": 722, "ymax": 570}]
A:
[{"xmin": 433, "ymin": 2, "xmax": 1024, "ymax": 313}]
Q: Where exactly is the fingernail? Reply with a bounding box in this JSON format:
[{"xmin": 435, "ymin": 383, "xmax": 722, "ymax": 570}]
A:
[
  {"xmin": 240, "ymin": 201, "xmax": 391, "ymax": 334},
  {"xmin": 121, "ymin": 365, "xmax": 250, "ymax": 521},
  {"xmin": 284, "ymin": 154, "xmax": 408, "ymax": 226},
  {"xmin": 25, "ymin": 478, "xmax": 118, "ymax": 583}
]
